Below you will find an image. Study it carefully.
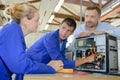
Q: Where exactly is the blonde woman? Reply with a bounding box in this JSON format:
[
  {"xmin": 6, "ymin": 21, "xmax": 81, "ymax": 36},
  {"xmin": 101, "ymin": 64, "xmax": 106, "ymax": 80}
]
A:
[{"xmin": 0, "ymin": 3, "xmax": 63, "ymax": 80}]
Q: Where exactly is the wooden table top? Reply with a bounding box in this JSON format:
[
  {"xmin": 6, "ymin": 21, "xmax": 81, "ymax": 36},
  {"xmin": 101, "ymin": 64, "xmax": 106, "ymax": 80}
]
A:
[{"xmin": 24, "ymin": 71, "xmax": 120, "ymax": 80}]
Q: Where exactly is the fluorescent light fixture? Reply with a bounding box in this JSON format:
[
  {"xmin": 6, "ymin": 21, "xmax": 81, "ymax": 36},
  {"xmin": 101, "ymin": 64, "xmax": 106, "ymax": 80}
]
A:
[
  {"xmin": 111, "ymin": 20, "xmax": 120, "ymax": 27},
  {"xmin": 101, "ymin": 8, "xmax": 112, "ymax": 16},
  {"xmin": 111, "ymin": 2, "xmax": 120, "ymax": 9},
  {"xmin": 48, "ymin": 15, "xmax": 55, "ymax": 23},
  {"xmin": 54, "ymin": 0, "xmax": 64, "ymax": 12},
  {"xmin": 101, "ymin": 0, "xmax": 120, "ymax": 16},
  {"xmin": 44, "ymin": 24, "xmax": 49, "ymax": 30}
]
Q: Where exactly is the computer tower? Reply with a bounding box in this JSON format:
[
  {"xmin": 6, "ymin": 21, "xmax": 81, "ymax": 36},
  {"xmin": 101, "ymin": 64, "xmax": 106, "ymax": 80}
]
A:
[{"xmin": 74, "ymin": 33, "xmax": 118, "ymax": 73}]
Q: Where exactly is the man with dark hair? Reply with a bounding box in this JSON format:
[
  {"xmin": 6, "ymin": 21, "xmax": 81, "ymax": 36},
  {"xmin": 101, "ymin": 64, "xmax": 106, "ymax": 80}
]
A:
[
  {"xmin": 27, "ymin": 18, "xmax": 95, "ymax": 69},
  {"xmin": 74, "ymin": 6, "xmax": 120, "ymax": 39}
]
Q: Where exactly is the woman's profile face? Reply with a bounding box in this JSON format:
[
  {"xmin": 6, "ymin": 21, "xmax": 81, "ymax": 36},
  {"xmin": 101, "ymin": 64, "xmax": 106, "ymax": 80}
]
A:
[{"xmin": 25, "ymin": 11, "xmax": 40, "ymax": 33}]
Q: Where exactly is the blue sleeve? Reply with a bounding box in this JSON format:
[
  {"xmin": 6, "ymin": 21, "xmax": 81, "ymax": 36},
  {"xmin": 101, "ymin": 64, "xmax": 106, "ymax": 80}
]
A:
[
  {"xmin": 0, "ymin": 29, "xmax": 55, "ymax": 74},
  {"xmin": 44, "ymin": 36, "xmax": 75, "ymax": 68}
]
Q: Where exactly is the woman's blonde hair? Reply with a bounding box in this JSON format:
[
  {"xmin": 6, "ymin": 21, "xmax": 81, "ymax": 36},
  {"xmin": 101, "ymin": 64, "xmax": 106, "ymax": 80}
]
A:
[{"xmin": 5, "ymin": 3, "xmax": 38, "ymax": 24}]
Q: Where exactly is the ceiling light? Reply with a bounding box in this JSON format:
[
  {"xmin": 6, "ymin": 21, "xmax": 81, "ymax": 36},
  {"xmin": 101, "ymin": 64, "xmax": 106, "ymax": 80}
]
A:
[
  {"xmin": 44, "ymin": 24, "xmax": 49, "ymax": 30},
  {"xmin": 54, "ymin": 0, "xmax": 64, "ymax": 12},
  {"xmin": 111, "ymin": 2, "xmax": 120, "ymax": 9},
  {"xmin": 101, "ymin": 0, "xmax": 120, "ymax": 16},
  {"xmin": 111, "ymin": 20, "xmax": 120, "ymax": 27},
  {"xmin": 48, "ymin": 15, "xmax": 55, "ymax": 23},
  {"xmin": 101, "ymin": 8, "xmax": 112, "ymax": 16}
]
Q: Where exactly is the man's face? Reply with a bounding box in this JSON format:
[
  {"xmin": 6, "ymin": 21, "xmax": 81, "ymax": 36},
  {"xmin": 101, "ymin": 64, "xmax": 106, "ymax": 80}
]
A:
[
  {"xmin": 85, "ymin": 10, "xmax": 100, "ymax": 28},
  {"xmin": 59, "ymin": 22, "xmax": 74, "ymax": 41}
]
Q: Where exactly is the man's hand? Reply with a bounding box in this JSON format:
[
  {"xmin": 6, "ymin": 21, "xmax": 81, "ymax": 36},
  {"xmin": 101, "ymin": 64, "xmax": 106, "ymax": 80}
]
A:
[
  {"xmin": 79, "ymin": 32, "xmax": 89, "ymax": 37},
  {"xmin": 78, "ymin": 30, "xmax": 106, "ymax": 37},
  {"xmin": 88, "ymin": 30, "xmax": 106, "ymax": 36},
  {"xmin": 48, "ymin": 60, "xmax": 64, "ymax": 71},
  {"xmin": 86, "ymin": 53, "xmax": 96, "ymax": 63},
  {"xmin": 75, "ymin": 53, "xmax": 96, "ymax": 67}
]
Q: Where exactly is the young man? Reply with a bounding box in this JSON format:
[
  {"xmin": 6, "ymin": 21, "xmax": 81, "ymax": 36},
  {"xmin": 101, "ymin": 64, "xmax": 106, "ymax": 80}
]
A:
[
  {"xmin": 74, "ymin": 6, "xmax": 120, "ymax": 39},
  {"xmin": 27, "ymin": 18, "xmax": 95, "ymax": 69}
]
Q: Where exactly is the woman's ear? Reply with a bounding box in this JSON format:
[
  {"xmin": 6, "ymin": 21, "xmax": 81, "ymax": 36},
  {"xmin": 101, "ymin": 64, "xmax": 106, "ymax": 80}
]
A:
[
  {"xmin": 22, "ymin": 17, "xmax": 28, "ymax": 22},
  {"xmin": 21, "ymin": 17, "xmax": 29, "ymax": 25},
  {"xmin": 20, "ymin": 17, "xmax": 28, "ymax": 27}
]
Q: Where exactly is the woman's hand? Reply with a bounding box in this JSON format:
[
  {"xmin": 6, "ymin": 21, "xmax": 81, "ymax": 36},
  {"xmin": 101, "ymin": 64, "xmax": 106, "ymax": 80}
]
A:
[{"xmin": 48, "ymin": 60, "xmax": 64, "ymax": 71}]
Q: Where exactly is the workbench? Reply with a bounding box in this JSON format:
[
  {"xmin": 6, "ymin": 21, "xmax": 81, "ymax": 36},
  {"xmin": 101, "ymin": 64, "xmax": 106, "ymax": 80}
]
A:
[{"xmin": 24, "ymin": 71, "xmax": 120, "ymax": 80}]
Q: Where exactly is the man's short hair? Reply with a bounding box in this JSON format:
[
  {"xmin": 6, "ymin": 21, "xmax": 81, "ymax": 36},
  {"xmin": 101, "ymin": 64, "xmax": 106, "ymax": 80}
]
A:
[
  {"xmin": 62, "ymin": 18, "xmax": 76, "ymax": 31},
  {"xmin": 86, "ymin": 6, "xmax": 101, "ymax": 16}
]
